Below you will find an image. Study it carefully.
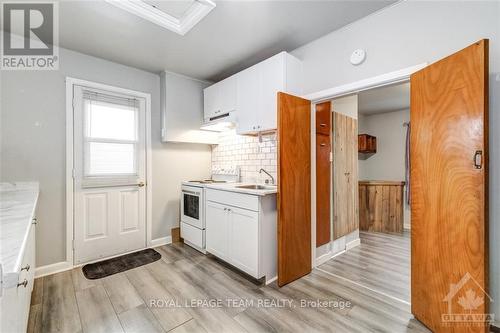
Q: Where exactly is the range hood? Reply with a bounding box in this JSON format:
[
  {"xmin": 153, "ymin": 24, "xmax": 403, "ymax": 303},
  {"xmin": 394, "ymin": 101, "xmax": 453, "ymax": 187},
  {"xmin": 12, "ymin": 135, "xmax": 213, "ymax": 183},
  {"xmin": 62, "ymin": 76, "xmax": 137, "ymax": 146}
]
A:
[{"xmin": 200, "ymin": 112, "xmax": 235, "ymax": 132}]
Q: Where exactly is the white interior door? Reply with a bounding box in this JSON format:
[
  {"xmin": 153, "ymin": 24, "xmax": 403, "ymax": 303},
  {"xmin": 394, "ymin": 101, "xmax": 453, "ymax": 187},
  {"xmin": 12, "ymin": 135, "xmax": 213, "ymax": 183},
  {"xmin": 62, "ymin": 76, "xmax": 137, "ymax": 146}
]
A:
[{"xmin": 73, "ymin": 85, "xmax": 147, "ymax": 264}]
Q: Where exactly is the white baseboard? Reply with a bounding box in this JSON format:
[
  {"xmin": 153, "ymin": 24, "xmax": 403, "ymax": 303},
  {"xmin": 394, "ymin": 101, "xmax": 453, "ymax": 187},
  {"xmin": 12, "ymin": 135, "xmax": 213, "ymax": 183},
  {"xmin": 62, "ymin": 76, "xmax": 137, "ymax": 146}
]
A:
[
  {"xmin": 315, "ymin": 250, "xmax": 334, "ymax": 266},
  {"xmin": 265, "ymin": 276, "xmax": 278, "ymax": 285},
  {"xmin": 346, "ymin": 238, "xmax": 361, "ymax": 250},
  {"xmin": 150, "ymin": 236, "xmax": 172, "ymax": 247},
  {"xmin": 35, "ymin": 261, "xmax": 73, "ymax": 278}
]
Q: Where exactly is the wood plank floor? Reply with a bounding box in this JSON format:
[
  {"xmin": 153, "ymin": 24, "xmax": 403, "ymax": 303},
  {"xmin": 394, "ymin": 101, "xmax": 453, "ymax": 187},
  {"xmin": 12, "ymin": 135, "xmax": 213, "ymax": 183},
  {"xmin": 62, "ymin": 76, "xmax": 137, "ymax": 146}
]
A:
[
  {"xmin": 319, "ymin": 231, "xmax": 410, "ymax": 303},
  {"xmin": 28, "ymin": 240, "xmax": 428, "ymax": 333}
]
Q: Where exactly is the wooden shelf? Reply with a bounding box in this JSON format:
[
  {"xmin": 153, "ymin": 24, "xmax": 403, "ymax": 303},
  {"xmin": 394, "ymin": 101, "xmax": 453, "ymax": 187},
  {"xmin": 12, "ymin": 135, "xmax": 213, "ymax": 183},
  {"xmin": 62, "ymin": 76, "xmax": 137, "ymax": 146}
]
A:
[{"xmin": 358, "ymin": 134, "xmax": 377, "ymax": 153}]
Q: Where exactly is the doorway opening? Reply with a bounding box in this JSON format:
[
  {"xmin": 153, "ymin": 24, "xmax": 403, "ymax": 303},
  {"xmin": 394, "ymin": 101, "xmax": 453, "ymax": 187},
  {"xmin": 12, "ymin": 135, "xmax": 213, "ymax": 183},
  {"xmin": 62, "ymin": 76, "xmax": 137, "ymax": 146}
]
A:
[{"xmin": 314, "ymin": 82, "xmax": 411, "ymax": 304}]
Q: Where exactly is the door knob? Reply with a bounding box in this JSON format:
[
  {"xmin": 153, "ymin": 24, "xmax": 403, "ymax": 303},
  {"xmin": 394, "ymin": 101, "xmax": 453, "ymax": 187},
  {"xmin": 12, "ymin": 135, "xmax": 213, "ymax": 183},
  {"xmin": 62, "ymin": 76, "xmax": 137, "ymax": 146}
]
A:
[{"xmin": 138, "ymin": 182, "xmax": 145, "ymax": 187}]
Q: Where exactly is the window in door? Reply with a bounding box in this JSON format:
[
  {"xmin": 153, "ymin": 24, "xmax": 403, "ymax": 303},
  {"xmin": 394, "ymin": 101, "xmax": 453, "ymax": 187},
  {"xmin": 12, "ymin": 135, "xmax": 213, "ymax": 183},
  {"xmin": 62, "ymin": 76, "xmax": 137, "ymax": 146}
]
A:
[{"xmin": 81, "ymin": 92, "xmax": 141, "ymax": 186}]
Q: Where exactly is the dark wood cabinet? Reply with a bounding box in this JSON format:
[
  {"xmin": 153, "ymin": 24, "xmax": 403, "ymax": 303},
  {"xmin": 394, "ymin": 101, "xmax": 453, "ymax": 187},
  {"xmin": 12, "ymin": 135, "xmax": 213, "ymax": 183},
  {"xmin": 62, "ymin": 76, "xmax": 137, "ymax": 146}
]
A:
[
  {"xmin": 358, "ymin": 134, "xmax": 377, "ymax": 153},
  {"xmin": 316, "ymin": 133, "xmax": 331, "ymax": 246},
  {"xmin": 315, "ymin": 102, "xmax": 332, "ymax": 247},
  {"xmin": 315, "ymin": 102, "xmax": 331, "ymax": 135}
]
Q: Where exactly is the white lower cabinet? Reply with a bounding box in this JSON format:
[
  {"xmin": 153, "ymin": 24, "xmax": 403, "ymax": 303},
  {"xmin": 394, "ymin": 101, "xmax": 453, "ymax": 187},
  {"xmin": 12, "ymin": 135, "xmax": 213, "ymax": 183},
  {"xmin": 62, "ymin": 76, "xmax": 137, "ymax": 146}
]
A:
[
  {"xmin": 205, "ymin": 201, "xmax": 231, "ymax": 261},
  {"xmin": 228, "ymin": 206, "xmax": 259, "ymax": 277},
  {"xmin": 205, "ymin": 189, "xmax": 277, "ymax": 282}
]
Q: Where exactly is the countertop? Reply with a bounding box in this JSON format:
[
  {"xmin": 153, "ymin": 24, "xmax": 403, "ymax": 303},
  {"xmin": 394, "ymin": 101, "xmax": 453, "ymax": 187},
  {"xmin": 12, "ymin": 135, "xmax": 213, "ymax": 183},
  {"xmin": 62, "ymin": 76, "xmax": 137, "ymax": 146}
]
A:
[
  {"xmin": 359, "ymin": 180, "xmax": 405, "ymax": 186},
  {"xmin": 0, "ymin": 182, "xmax": 39, "ymax": 289},
  {"xmin": 205, "ymin": 183, "xmax": 278, "ymax": 196}
]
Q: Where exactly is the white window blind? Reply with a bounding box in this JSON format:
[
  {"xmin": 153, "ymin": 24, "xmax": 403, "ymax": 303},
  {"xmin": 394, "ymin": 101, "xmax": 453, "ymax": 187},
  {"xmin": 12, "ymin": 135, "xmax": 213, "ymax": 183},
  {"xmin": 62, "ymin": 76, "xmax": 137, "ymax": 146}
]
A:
[{"xmin": 82, "ymin": 91, "xmax": 139, "ymax": 180}]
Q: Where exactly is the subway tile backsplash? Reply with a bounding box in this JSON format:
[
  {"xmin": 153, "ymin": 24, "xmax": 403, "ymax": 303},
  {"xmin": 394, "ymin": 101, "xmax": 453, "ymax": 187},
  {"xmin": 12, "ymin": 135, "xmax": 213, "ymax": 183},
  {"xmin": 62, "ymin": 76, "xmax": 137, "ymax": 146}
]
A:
[{"xmin": 212, "ymin": 130, "xmax": 277, "ymax": 183}]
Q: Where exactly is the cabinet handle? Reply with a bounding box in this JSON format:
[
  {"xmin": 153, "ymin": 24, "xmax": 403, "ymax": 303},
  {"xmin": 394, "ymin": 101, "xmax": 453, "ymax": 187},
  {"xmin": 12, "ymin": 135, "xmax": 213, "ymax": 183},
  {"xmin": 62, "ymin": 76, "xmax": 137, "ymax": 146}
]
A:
[
  {"xmin": 17, "ymin": 279, "xmax": 28, "ymax": 288},
  {"xmin": 21, "ymin": 264, "xmax": 30, "ymax": 272},
  {"xmin": 320, "ymin": 123, "xmax": 326, "ymax": 127},
  {"xmin": 227, "ymin": 208, "xmax": 232, "ymax": 212},
  {"xmin": 32, "ymin": 218, "xmax": 37, "ymax": 225},
  {"xmin": 224, "ymin": 208, "xmax": 227, "ymax": 211},
  {"xmin": 320, "ymin": 143, "xmax": 326, "ymax": 147}
]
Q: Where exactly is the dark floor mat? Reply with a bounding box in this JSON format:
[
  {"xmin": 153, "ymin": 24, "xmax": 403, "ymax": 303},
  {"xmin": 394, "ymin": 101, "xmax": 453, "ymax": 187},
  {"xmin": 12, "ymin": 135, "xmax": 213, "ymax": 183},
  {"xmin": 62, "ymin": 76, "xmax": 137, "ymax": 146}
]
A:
[{"xmin": 82, "ymin": 249, "xmax": 161, "ymax": 279}]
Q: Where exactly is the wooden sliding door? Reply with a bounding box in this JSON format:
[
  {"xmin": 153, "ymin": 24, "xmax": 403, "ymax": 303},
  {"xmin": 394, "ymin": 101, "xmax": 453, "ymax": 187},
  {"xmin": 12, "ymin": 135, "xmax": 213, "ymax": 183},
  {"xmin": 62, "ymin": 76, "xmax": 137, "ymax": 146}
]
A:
[
  {"xmin": 333, "ymin": 112, "xmax": 358, "ymax": 239},
  {"xmin": 411, "ymin": 40, "xmax": 489, "ymax": 332},
  {"xmin": 277, "ymin": 92, "xmax": 311, "ymax": 286}
]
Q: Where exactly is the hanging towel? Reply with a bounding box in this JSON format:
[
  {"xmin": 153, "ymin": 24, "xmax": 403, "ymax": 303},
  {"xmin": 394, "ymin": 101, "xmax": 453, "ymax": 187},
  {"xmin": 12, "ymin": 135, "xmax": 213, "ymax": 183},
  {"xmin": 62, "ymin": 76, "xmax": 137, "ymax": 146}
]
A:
[{"xmin": 405, "ymin": 122, "xmax": 411, "ymax": 205}]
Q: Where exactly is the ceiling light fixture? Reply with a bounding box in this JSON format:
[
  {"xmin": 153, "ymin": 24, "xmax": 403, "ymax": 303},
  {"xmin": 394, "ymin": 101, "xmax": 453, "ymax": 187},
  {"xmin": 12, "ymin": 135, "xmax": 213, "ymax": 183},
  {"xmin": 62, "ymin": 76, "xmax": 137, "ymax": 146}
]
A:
[{"xmin": 105, "ymin": 0, "xmax": 216, "ymax": 36}]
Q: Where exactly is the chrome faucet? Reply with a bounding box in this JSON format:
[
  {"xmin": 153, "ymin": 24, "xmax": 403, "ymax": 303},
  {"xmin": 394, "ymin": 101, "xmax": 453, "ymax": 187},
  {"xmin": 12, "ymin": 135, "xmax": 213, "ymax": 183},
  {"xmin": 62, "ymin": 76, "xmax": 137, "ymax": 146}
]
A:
[{"xmin": 259, "ymin": 168, "xmax": 275, "ymax": 185}]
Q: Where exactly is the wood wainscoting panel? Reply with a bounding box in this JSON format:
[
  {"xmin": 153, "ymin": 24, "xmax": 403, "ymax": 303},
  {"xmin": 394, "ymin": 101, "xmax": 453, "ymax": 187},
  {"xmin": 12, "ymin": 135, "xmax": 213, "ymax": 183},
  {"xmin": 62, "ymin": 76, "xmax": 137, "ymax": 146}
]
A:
[
  {"xmin": 277, "ymin": 92, "xmax": 312, "ymax": 287},
  {"xmin": 358, "ymin": 181, "xmax": 404, "ymax": 233},
  {"xmin": 411, "ymin": 40, "xmax": 489, "ymax": 332}
]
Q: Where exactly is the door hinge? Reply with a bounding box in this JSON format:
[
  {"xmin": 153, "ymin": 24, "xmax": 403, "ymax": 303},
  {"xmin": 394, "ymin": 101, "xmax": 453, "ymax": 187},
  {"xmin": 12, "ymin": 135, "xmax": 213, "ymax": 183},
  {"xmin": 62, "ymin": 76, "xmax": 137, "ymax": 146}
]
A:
[
  {"xmin": 72, "ymin": 239, "xmax": 75, "ymax": 250},
  {"xmin": 330, "ymin": 152, "xmax": 333, "ymax": 162}
]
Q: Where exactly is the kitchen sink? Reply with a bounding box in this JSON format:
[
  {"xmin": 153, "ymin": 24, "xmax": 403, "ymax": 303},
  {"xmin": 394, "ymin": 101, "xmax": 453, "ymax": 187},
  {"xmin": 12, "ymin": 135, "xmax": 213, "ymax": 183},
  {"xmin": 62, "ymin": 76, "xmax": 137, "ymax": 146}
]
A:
[{"xmin": 235, "ymin": 184, "xmax": 276, "ymax": 190}]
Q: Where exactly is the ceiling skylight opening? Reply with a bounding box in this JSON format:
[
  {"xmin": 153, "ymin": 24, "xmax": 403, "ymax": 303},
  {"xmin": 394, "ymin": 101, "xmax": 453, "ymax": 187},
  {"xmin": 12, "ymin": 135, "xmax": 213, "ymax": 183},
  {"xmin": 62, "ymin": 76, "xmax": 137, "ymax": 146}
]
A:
[{"xmin": 105, "ymin": 0, "xmax": 216, "ymax": 35}]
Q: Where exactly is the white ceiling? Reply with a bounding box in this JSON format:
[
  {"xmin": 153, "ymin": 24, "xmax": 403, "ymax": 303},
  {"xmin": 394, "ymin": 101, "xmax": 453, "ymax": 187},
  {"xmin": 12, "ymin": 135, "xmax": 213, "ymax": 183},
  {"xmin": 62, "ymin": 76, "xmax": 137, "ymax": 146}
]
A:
[
  {"xmin": 58, "ymin": 0, "xmax": 395, "ymax": 81},
  {"xmin": 358, "ymin": 82, "xmax": 410, "ymax": 115}
]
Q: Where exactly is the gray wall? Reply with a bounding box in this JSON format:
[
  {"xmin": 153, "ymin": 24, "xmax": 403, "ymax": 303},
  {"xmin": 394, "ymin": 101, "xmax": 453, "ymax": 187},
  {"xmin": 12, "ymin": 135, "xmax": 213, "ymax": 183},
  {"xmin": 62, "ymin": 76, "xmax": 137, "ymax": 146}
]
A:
[
  {"xmin": 292, "ymin": 0, "xmax": 500, "ymax": 317},
  {"xmin": 358, "ymin": 109, "xmax": 411, "ymax": 228},
  {"xmin": 0, "ymin": 48, "xmax": 211, "ymax": 266}
]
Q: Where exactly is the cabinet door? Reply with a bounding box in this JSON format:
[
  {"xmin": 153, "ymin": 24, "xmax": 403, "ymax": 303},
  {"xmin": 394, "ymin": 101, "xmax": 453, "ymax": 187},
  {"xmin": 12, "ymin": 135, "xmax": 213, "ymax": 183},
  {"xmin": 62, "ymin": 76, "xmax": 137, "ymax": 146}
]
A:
[
  {"xmin": 205, "ymin": 201, "xmax": 230, "ymax": 261},
  {"xmin": 229, "ymin": 206, "xmax": 259, "ymax": 277},
  {"xmin": 203, "ymin": 84, "xmax": 217, "ymax": 120},
  {"xmin": 259, "ymin": 54, "xmax": 284, "ymax": 131},
  {"xmin": 333, "ymin": 112, "xmax": 358, "ymax": 239},
  {"xmin": 236, "ymin": 66, "xmax": 260, "ymax": 134},
  {"xmin": 218, "ymin": 76, "xmax": 237, "ymax": 114},
  {"xmin": 316, "ymin": 133, "xmax": 331, "ymax": 246}
]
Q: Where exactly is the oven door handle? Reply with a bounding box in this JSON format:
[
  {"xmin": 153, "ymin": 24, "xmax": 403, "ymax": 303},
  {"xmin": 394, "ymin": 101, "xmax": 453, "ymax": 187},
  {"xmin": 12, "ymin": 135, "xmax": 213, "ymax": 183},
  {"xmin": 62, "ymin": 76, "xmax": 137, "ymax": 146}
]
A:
[{"xmin": 183, "ymin": 190, "xmax": 200, "ymax": 196}]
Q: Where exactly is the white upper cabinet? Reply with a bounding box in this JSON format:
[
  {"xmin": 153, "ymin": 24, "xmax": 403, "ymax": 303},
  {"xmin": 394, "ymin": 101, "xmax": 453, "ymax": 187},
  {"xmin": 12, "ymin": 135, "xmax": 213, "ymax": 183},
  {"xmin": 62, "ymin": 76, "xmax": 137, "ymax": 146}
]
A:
[
  {"xmin": 235, "ymin": 65, "xmax": 260, "ymax": 133},
  {"xmin": 203, "ymin": 76, "xmax": 237, "ymax": 120},
  {"xmin": 236, "ymin": 52, "xmax": 302, "ymax": 134}
]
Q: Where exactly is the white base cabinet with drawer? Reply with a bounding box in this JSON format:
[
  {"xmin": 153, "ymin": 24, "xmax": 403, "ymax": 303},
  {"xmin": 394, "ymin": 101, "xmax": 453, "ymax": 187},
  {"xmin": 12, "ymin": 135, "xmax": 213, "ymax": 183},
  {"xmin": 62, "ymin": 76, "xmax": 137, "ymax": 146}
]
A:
[{"xmin": 205, "ymin": 189, "xmax": 277, "ymax": 283}]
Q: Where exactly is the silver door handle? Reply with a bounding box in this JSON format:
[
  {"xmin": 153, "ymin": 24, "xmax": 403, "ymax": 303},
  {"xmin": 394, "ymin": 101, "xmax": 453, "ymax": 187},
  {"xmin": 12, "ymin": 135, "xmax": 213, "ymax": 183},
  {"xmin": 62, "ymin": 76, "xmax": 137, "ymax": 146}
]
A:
[
  {"xmin": 32, "ymin": 218, "xmax": 37, "ymax": 225},
  {"xmin": 137, "ymin": 182, "xmax": 145, "ymax": 187},
  {"xmin": 21, "ymin": 264, "xmax": 30, "ymax": 272}
]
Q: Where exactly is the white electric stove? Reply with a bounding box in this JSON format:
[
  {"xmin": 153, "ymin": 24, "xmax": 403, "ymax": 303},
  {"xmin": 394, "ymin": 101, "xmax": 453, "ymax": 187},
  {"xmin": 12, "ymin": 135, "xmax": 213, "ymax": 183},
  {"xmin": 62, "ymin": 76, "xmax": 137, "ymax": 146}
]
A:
[{"xmin": 180, "ymin": 167, "xmax": 240, "ymax": 253}]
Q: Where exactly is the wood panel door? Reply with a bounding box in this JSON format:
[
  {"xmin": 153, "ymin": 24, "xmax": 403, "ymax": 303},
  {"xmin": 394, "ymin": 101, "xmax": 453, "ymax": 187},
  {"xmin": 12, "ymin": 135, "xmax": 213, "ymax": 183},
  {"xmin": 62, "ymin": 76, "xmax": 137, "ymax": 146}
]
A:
[
  {"xmin": 411, "ymin": 40, "xmax": 489, "ymax": 332},
  {"xmin": 333, "ymin": 112, "xmax": 359, "ymax": 239},
  {"xmin": 277, "ymin": 92, "xmax": 312, "ymax": 286},
  {"xmin": 316, "ymin": 101, "xmax": 332, "ymax": 247}
]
